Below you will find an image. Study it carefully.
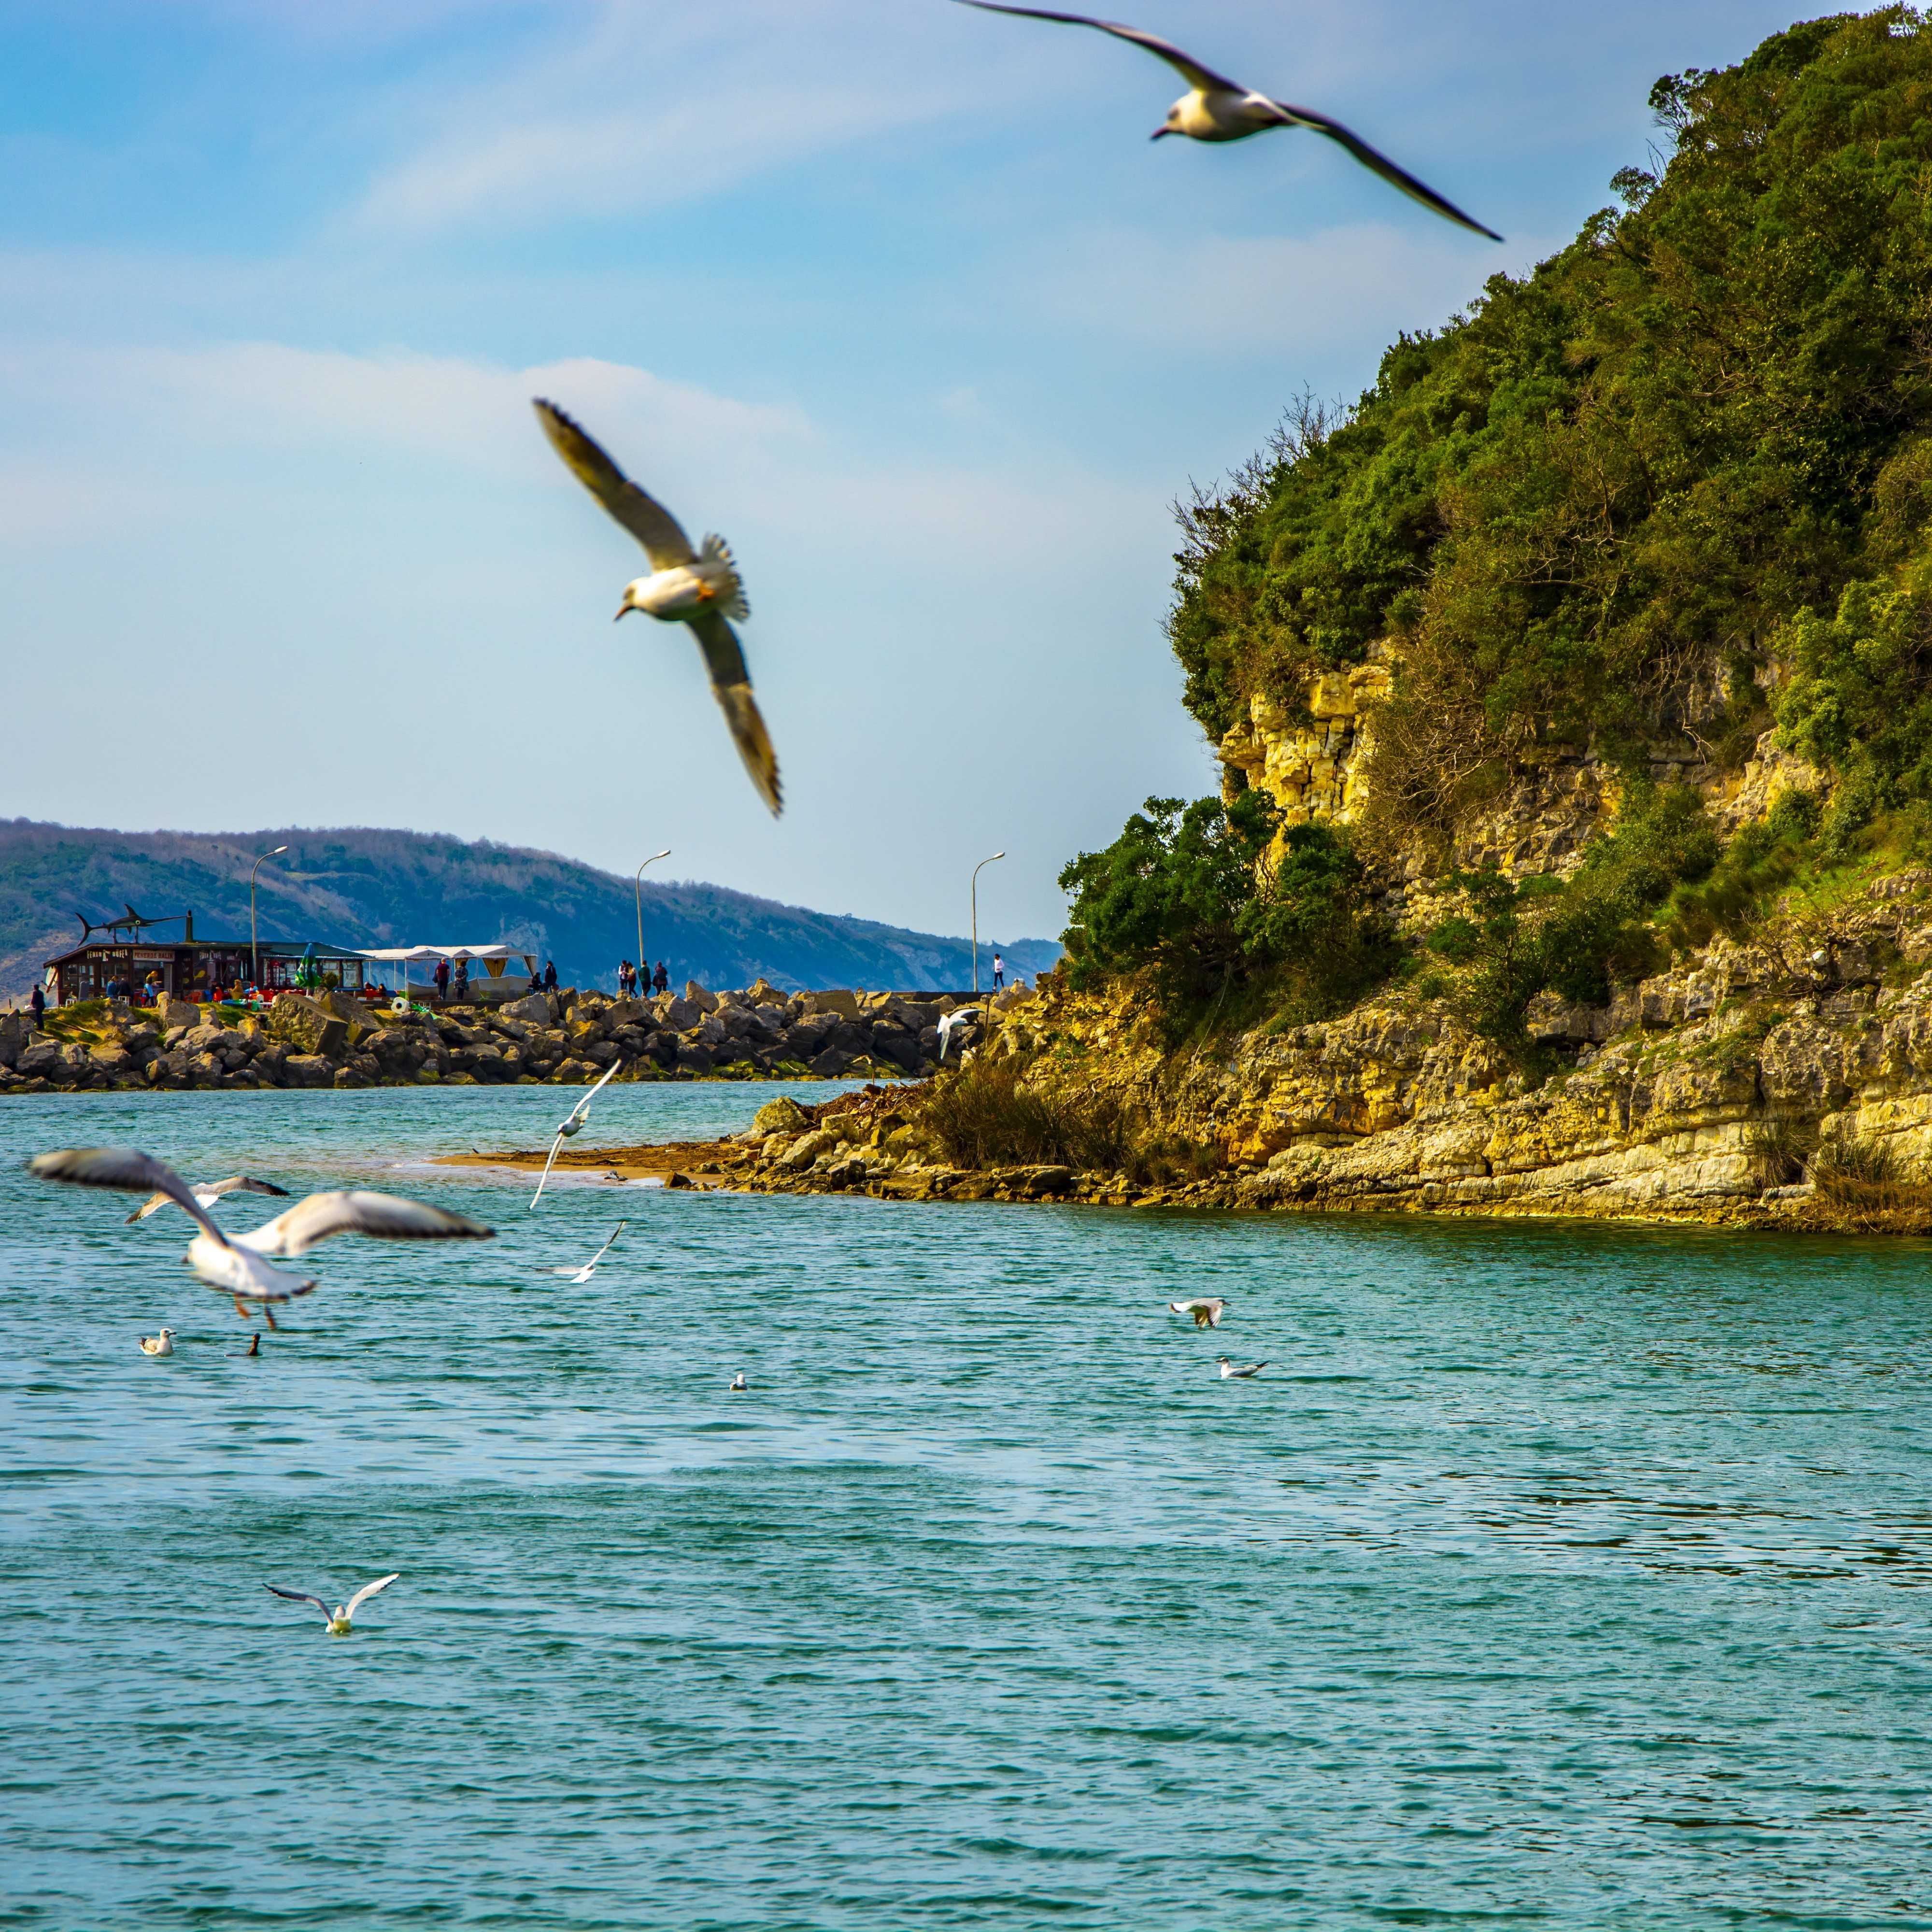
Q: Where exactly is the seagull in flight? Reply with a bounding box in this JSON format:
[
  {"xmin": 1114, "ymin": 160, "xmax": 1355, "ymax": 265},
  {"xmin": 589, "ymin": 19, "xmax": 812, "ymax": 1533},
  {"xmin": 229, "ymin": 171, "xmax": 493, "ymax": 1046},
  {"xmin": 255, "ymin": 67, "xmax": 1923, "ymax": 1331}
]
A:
[
  {"xmin": 549, "ymin": 1220, "xmax": 627, "ymax": 1284},
  {"xmin": 29, "ymin": 1149, "xmax": 495, "ymax": 1326},
  {"xmin": 955, "ymin": 3, "xmax": 1502, "ymax": 241},
  {"xmin": 139, "ymin": 1327, "xmax": 175, "ymax": 1356},
  {"xmin": 936, "ymin": 1007, "xmax": 982, "ymax": 1060},
  {"xmin": 1169, "ymin": 1297, "xmax": 1227, "ymax": 1329},
  {"xmin": 1217, "ymin": 1355, "xmax": 1268, "ymax": 1379},
  {"xmin": 266, "ymin": 1572, "xmax": 399, "ymax": 1636},
  {"xmin": 126, "ymin": 1174, "xmax": 288, "ymax": 1223},
  {"xmin": 534, "ymin": 399, "xmax": 781, "ymax": 815},
  {"xmin": 530, "ymin": 1055, "xmax": 627, "ymax": 1207}
]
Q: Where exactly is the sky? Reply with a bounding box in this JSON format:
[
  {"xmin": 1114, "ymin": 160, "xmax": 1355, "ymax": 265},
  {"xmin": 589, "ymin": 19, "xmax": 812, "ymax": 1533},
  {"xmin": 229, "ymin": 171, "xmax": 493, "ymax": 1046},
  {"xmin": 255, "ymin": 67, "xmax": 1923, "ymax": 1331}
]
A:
[{"xmin": 0, "ymin": 0, "xmax": 1808, "ymax": 944}]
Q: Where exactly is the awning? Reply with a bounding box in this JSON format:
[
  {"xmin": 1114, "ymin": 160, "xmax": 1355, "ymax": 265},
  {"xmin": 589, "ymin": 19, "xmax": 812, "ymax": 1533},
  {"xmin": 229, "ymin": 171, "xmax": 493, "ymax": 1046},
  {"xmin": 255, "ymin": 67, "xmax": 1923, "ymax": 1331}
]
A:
[{"xmin": 356, "ymin": 945, "xmax": 539, "ymax": 975}]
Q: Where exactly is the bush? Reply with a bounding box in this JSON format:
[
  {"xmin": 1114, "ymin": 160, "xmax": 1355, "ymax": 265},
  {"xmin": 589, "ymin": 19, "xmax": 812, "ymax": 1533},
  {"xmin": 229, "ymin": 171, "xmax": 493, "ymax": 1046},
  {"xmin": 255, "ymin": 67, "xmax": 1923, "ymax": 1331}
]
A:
[
  {"xmin": 1810, "ymin": 1132, "xmax": 1932, "ymax": 1224},
  {"xmin": 1059, "ymin": 792, "xmax": 1397, "ymax": 1026},
  {"xmin": 921, "ymin": 1057, "xmax": 1139, "ymax": 1173},
  {"xmin": 1745, "ymin": 1112, "xmax": 1817, "ymax": 1188}
]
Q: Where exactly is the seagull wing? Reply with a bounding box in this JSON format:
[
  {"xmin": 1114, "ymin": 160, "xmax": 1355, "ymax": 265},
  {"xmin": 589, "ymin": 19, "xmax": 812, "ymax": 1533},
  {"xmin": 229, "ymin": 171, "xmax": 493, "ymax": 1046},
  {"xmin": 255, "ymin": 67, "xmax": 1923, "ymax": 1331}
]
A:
[
  {"xmin": 126, "ymin": 1190, "xmax": 175, "ymax": 1224},
  {"xmin": 1272, "ymin": 100, "xmax": 1502, "ymax": 240},
  {"xmin": 586, "ymin": 1055, "xmax": 625, "ymax": 1102},
  {"xmin": 345, "ymin": 1572, "xmax": 400, "ymax": 1618},
  {"xmin": 687, "ymin": 609, "xmax": 782, "ymax": 817},
  {"xmin": 236, "ymin": 1191, "xmax": 496, "ymax": 1257},
  {"xmin": 33, "ymin": 1148, "xmax": 227, "ymax": 1245},
  {"xmin": 205, "ymin": 1175, "xmax": 292, "ymax": 1201},
  {"xmin": 531, "ymin": 1131, "xmax": 567, "ymax": 1208},
  {"xmin": 954, "ymin": 1, "xmax": 1241, "ymax": 93},
  {"xmin": 533, "ymin": 399, "xmax": 698, "ymax": 569},
  {"xmin": 265, "ymin": 1584, "xmax": 331, "ymax": 1618},
  {"xmin": 586, "ymin": 1220, "xmax": 627, "ymax": 1269}
]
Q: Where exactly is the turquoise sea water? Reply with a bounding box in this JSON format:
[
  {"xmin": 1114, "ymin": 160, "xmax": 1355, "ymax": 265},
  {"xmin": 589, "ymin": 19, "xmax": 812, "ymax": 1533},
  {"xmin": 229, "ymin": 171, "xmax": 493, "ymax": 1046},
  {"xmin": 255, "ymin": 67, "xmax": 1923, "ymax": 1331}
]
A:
[{"xmin": 3, "ymin": 1085, "xmax": 1932, "ymax": 1930}]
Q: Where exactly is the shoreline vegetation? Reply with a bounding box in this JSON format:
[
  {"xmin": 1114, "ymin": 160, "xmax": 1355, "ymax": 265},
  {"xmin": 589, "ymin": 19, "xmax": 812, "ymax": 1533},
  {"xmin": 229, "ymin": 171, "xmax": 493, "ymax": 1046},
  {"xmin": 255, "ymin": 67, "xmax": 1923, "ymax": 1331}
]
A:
[{"xmin": 0, "ymin": 980, "xmax": 1008, "ymax": 1095}]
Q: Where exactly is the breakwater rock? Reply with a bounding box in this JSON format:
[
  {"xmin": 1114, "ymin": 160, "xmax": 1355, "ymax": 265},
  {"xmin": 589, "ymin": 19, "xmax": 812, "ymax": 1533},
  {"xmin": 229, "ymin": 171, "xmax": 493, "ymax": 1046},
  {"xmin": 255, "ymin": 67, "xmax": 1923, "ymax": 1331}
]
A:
[{"xmin": 0, "ymin": 980, "xmax": 982, "ymax": 1094}]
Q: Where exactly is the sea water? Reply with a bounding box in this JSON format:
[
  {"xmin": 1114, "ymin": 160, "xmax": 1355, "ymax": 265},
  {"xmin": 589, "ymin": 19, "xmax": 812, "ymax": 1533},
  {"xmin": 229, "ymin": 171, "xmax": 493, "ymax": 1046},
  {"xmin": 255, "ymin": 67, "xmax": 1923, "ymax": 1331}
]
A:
[{"xmin": 2, "ymin": 1084, "xmax": 1931, "ymax": 1929}]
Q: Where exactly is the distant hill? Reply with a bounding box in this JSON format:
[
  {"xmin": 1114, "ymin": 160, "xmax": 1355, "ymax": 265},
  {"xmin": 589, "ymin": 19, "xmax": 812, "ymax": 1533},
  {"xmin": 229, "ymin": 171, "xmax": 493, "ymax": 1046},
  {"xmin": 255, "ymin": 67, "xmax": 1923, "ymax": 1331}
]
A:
[{"xmin": 0, "ymin": 820, "xmax": 1061, "ymax": 999}]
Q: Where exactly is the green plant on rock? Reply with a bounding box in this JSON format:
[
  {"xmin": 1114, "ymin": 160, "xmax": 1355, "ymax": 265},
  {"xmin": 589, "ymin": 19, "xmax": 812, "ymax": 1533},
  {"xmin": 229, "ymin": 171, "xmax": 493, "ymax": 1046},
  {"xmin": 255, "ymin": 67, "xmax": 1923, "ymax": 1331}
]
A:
[
  {"xmin": 920, "ymin": 1056, "xmax": 1139, "ymax": 1173},
  {"xmin": 1058, "ymin": 791, "xmax": 1397, "ymax": 1029}
]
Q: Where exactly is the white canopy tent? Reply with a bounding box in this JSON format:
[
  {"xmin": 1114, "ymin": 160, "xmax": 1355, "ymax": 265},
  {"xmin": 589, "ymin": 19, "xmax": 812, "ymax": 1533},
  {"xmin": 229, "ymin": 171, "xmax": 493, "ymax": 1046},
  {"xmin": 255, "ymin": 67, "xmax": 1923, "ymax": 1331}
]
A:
[{"xmin": 356, "ymin": 945, "xmax": 539, "ymax": 996}]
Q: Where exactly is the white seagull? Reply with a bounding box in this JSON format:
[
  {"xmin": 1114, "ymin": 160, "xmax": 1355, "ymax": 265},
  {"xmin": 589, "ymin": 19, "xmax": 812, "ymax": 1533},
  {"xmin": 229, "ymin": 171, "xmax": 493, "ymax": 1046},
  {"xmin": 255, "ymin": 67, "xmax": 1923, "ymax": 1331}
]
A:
[
  {"xmin": 126, "ymin": 1174, "xmax": 289, "ymax": 1223},
  {"xmin": 549, "ymin": 1220, "xmax": 627, "ymax": 1284},
  {"xmin": 956, "ymin": 2, "xmax": 1502, "ymax": 241},
  {"xmin": 534, "ymin": 399, "xmax": 782, "ymax": 816},
  {"xmin": 139, "ymin": 1327, "xmax": 176, "ymax": 1356},
  {"xmin": 730, "ymin": 1371, "xmax": 748, "ymax": 1392},
  {"xmin": 530, "ymin": 1055, "xmax": 628, "ymax": 1207},
  {"xmin": 1169, "ymin": 1297, "xmax": 1228, "ymax": 1329},
  {"xmin": 1217, "ymin": 1356, "xmax": 1268, "ymax": 1379},
  {"xmin": 29, "ymin": 1148, "xmax": 495, "ymax": 1326},
  {"xmin": 266, "ymin": 1572, "xmax": 399, "ymax": 1637},
  {"xmin": 936, "ymin": 1007, "xmax": 982, "ymax": 1061}
]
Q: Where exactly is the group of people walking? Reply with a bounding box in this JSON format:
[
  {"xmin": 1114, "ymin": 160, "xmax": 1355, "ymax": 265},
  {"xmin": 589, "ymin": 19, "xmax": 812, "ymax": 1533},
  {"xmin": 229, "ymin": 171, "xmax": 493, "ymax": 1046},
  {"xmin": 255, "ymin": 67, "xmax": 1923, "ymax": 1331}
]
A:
[{"xmin": 618, "ymin": 960, "xmax": 668, "ymax": 998}]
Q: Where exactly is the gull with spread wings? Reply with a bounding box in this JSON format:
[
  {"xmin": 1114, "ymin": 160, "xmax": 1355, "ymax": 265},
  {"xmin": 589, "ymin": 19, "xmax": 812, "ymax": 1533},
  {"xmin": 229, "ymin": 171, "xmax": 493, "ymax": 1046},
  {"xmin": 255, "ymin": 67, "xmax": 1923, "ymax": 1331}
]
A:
[
  {"xmin": 548, "ymin": 1220, "xmax": 627, "ymax": 1284},
  {"xmin": 266, "ymin": 1572, "xmax": 399, "ymax": 1636},
  {"xmin": 534, "ymin": 399, "xmax": 781, "ymax": 815},
  {"xmin": 530, "ymin": 1054, "xmax": 627, "ymax": 1208},
  {"xmin": 125, "ymin": 1173, "xmax": 288, "ymax": 1223},
  {"xmin": 28, "ymin": 1149, "xmax": 495, "ymax": 1325},
  {"xmin": 955, "ymin": 2, "xmax": 1501, "ymax": 241}
]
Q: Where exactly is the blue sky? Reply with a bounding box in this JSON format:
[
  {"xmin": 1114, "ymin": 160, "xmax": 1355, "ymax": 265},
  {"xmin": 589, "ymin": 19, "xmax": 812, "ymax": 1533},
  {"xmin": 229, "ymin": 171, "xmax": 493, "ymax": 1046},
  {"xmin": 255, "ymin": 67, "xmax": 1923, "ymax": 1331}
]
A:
[{"xmin": 0, "ymin": 0, "xmax": 1805, "ymax": 944}]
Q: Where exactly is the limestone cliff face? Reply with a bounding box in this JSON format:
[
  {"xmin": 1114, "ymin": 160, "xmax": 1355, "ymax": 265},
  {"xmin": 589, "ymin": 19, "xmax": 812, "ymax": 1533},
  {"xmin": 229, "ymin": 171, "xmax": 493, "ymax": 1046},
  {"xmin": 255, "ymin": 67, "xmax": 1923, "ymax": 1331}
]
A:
[
  {"xmin": 1215, "ymin": 660, "xmax": 1391, "ymax": 832},
  {"xmin": 991, "ymin": 874, "xmax": 1932, "ymax": 1226}
]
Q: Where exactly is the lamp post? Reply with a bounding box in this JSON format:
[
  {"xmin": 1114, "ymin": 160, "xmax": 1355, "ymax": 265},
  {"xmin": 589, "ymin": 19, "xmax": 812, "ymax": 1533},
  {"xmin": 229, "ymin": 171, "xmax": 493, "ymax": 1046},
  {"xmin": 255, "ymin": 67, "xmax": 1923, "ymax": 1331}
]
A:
[
  {"xmin": 249, "ymin": 845, "xmax": 288, "ymax": 991},
  {"xmin": 970, "ymin": 852, "xmax": 1005, "ymax": 997},
  {"xmin": 635, "ymin": 849, "xmax": 671, "ymax": 993}
]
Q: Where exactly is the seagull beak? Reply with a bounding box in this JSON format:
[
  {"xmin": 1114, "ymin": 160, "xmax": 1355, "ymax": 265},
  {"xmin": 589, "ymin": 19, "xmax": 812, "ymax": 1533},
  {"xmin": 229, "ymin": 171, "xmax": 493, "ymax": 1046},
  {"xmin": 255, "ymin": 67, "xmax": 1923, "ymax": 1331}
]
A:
[
  {"xmin": 613, "ymin": 605, "xmax": 633, "ymax": 622},
  {"xmin": 1150, "ymin": 126, "xmax": 1172, "ymax": 141}
]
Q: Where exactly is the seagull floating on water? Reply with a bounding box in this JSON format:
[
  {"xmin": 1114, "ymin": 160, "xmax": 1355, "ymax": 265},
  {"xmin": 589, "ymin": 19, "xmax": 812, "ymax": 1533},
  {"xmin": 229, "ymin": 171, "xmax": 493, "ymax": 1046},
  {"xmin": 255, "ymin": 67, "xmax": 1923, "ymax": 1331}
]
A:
[
  {"xmin": 730, "ymin": 1371, "xmax": 748, "ymax": 1392},
  {"xmin": 1170, "ymin": 1297, "xmax": 1227, "ymax": 1329},
  {"xmin": 955, "ymin": 2, "xmax": 1501, "ymax": 241},
  {"xmin": 550, "ymin": 1220, "xmax": 627, "ymax": 1284},
  {"xmin": 531, "ymin": 1056, "xmax": 628, "ymax": 1207},
  {"xmin": 126, "ymin": 1174, "xmax": 288, "ymax": 1223},
  {"xmin": 534, "ymin": 399, "xmax": 781, "ymax": 815},
  {"xmin": 29, "ymin": 1148, "xmax": 495, "ymax": 1326},
  {"xmin": 1217, "ymin": 1355, "xmax": 1268, "ymax": 1379},
  {"xmin": 936, "ymin": 1008, "xmax": 982, "ymax": 1061},
  {"xmin": 266, "ymin": 1572, "xmax": 399, "ymax": 1636},
  {"xmin": 139, "ymin": 1327, "xmax": 175, "ymax": 1356}
]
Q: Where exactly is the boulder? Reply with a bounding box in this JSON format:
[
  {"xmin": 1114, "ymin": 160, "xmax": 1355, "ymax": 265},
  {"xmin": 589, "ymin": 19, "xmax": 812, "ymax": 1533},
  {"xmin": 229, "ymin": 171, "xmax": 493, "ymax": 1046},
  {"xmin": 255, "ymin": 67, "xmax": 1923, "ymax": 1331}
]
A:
[
  {"xmin": 0, "ymin": 1011, "xmax": 25, "ymax": 1069},
  {"xmin": 270, "ymin": 993, "xmax": 349, "ymax": 1058},
  {"xmin": 677, "ymin": 1043, "xmax": 714, "ymax": 1074},
  {"xmin": 807, "ymin": 989, "xmax": 862, "ymax": 1022},
  {"xmin": 661, "ymin": 996, "xmax": 703, "ymax": 1031},
  {"xmin": 754, "ymin": 1095, "xmax": 810, "ymax": 1134},
  {"xmin": 684, "ymin": 982, "xmax": 719, "ymax": 1014},
  {"xmin": 158, "ymin": 994, "xmax": 202, "ymax": 1032},
  {"xmin": 502, "ymin": 992, "xmax": 554, "ymax": 1026},
  {"xmin": 284, "ymin": 1053, "xmax": 336, "ymax": 1088},
  {"xmin": 810, "ymin": 1048, "xmax": 854, "ymax": 1078}
]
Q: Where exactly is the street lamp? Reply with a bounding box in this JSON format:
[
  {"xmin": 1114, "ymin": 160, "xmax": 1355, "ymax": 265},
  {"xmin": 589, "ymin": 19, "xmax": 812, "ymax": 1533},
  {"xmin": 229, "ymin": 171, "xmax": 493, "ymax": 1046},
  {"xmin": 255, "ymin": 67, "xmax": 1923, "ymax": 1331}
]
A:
[
  {"xmin": 249, "ymin": 845, "xmax": 288, "ymax": 990},
  {"xmin": 971, "ymin": 852, "xmax": 1005, "ymax": 997},
  {"xmin": 635, "ymin": 849, "xmax": 671, "ymax": 994}
]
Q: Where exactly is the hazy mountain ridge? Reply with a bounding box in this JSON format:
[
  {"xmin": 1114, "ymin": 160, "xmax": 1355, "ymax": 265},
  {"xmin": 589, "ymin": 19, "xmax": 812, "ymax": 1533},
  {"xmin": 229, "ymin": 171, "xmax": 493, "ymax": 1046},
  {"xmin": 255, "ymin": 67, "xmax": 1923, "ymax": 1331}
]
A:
[{"xmin": 0, "ymin": 820, "xmax": 1059, "ymax": 998}]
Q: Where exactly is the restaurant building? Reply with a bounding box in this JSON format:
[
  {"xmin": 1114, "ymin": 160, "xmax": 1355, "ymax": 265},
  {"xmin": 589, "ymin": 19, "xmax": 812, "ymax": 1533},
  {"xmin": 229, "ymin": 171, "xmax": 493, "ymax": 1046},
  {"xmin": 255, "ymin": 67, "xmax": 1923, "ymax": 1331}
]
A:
[{"xmin": 43, "ymin": 925, "xmax": 374, "ymax": 1006}]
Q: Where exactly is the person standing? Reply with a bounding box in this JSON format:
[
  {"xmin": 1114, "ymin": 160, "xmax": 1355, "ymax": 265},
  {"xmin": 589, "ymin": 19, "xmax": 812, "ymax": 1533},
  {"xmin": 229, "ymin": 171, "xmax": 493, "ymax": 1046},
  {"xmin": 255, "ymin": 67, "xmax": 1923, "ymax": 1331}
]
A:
[
  {"xmin": 653, "ymin": 961, "xmax": 668, "ymax": 994},
  {"xmin": 30, "ymin": 981, "xmax": 46, "ymax": 1028},
  {"xmin": 453, "ymin": 958, "xmax": 469, "ymax": 1004},
  {"xmin": 992, "ymin": 951, "xmax": 1004, "ymax": 989},
  {"xmin": 543, "ymin": 960, "xmax": 558, "ymax": 991},
  {"xmin": 435, "ymin": 957, "xmax": 451, "ymax": 1003}
]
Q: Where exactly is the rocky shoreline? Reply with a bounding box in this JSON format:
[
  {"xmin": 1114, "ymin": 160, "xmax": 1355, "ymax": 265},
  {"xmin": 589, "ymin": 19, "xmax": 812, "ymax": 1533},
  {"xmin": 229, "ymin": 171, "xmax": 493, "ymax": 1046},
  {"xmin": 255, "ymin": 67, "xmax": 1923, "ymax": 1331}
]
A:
[{"xmin": 0, "ymin": 979, "xmax": 996, "ymax": 1095}]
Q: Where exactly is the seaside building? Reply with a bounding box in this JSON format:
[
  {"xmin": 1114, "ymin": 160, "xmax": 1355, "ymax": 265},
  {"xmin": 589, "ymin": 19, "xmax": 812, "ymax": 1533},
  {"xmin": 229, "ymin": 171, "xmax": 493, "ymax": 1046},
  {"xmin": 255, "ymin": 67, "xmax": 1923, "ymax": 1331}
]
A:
[{"xmin": 43, "ymin": 927, "xmax": 371, "ymax": 1005}]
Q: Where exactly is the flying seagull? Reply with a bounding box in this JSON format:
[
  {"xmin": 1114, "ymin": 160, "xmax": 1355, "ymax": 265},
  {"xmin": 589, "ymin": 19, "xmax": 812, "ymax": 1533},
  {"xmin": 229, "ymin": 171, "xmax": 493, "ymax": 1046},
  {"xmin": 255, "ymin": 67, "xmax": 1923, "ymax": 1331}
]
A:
[
  {"xmin": 954, "ymin": 2, "xmax": 1502, "ymax": 241},
  {"xmin": 29, "ymin": 1149, "xmax": 495, "ymax": 1325},
  {"xmin": 936, "ymin": 1007, "xmax": 982, "ymax": 1061},
  {"xmin": 266, "ymin": 1572, "xmax": 399, "ymax": 1636},
  {"xmin": 139, "ymin": 1326, "xmax": 175, "ymax": 1356},
  {"xmin": 549, "ymin": 1220, "xmax": 627, "ymax": 1284},
  {"xmin": 1169, "ymin": 1297, "xmax": 1227, "ymax": 1329},
  {"xmin": 1217, "ymin": 1355, "xmax": 1268, "ymax": 1379},
  {"xmin": 533, "ymin": 399, "xmax": 782, "ymax": 815},
  {"xmin": 126, "ymin": 1174, "xmax": 289, "ymax": 1223},
  {"xmin": 530, "ymin": 1056, "xmax": 627, "ymax": 1208}
]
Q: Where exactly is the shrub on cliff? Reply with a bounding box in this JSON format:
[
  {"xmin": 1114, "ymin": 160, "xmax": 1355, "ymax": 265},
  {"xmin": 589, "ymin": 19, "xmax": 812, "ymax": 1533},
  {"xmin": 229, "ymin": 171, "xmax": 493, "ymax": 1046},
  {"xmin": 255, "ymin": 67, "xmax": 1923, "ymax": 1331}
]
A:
[
  {"xmin": 1058, "ymin": 793, "xmax": 1396, "ymax": 1025},
  {"xmin": 1171, "ymin": 9, "xmax": 1932, "ymax": 837}
]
